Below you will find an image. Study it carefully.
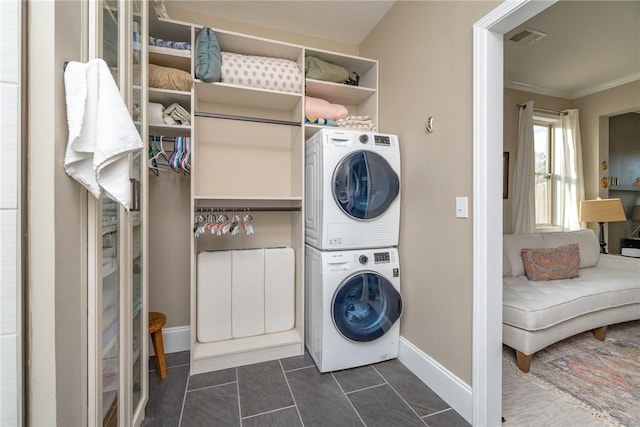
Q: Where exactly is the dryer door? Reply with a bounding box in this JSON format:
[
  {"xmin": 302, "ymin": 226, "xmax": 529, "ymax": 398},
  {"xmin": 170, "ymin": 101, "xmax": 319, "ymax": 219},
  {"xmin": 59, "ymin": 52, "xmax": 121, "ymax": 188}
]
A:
[
  {"xmin": 332, "ymin": 151, "xmax": 400, "ymax": 220},
  {"xmin": 332, "ymin": 272, "xmax": 403, "ymax": 342}
]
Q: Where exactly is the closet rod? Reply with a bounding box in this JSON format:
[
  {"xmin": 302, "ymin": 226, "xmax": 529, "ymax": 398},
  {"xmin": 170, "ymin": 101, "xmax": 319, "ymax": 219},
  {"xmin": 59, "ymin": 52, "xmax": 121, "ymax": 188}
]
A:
[
  {"xmin": 517, "ymin": 104, "xmax": 568, "ymax": 116},
  {"xmin": 194, "ymin": 111, "xmax": 301, "ymax": 127},
  {"xmin": 149, "ymin": 136, "xmax": 190, "ymax": 141},
  {"xmin": 194, "ymin": 206, "xmax": 301, "ymax": 213}
]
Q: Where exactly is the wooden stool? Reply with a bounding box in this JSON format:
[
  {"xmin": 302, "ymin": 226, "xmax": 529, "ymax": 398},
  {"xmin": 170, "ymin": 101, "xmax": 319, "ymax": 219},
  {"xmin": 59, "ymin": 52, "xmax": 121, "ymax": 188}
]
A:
[{"xmin": 149, "ymin": 311, "xmax": 167, "ymax": 380}]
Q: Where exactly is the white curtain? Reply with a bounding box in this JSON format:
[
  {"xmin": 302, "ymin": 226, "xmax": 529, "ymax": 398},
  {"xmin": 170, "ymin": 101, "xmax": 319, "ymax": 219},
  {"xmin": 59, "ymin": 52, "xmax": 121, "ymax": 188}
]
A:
[
  {"xmin": 512, "ymin": 101, "xmax": 536, "ymax": 234},
  {"xmin": 556, "ymin": 109, "xmax": 585, "ymax": 230}
]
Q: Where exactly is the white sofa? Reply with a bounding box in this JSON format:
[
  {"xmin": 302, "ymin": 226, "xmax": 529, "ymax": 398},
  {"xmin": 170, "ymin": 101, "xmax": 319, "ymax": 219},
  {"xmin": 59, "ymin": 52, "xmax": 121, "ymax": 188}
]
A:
[{"xmin": 502, "ymin": 229, "xmax": 640, "ymax": 372}]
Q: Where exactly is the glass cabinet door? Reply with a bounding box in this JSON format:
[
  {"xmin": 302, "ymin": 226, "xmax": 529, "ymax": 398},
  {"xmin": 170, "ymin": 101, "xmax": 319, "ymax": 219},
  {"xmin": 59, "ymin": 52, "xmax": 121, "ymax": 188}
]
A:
[
  {"xmin": 101, "ymin": 1, "xmax": 121, "ymax": 426},
  {"xmin": 102, "ymin": 198, "xmax": 121, "ymax": 427},
  {"xmin": 129, "ymin": 0, "xmax": 145, "ymax": 418}
]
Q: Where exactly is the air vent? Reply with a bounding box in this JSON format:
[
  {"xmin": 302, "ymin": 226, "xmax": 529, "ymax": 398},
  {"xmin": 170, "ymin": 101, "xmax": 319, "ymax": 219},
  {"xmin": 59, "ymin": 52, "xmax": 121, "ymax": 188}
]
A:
[{"xmin": 508, "ymin": 27, "xmax": 547, "ymax": 45}]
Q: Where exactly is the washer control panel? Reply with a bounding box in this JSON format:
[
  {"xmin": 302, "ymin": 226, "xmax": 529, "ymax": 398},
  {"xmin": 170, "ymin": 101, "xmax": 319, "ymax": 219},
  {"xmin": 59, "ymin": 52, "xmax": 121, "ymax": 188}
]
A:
[{"xmin": 373, "ymin": 252, "xmax": 390, "ymax": 264}]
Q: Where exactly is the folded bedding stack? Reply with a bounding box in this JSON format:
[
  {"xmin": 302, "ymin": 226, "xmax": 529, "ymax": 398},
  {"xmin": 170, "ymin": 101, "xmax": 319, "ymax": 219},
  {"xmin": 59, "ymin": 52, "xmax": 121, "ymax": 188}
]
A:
[
  {"xmin": 163, "ymin": 103, "xmax": 191, "ymax": 126},
  {"xmin": 149, "ymin": 35, "xmax": 191, "ymax": 51},
  {"xmin": 337, "ymin": 115, "xmax": 376, "ymax": 131},
  {"xmin": 305, "ymin": 96, "xmax": 348, "ymax": 126},
  {"xmin": 148, "ymin": 101, "xmax": 191, "ymax": 126},
  {"xmin": 305, "ymin": 117, "xmax": 337, "ymax": 126}
]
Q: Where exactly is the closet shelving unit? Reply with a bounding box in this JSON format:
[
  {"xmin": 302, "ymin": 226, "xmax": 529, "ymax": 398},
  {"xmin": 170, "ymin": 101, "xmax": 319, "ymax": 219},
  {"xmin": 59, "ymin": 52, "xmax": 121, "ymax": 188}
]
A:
[{"xmin": 147, "ymin": 12, "xmax": 378, "ymax": 375}]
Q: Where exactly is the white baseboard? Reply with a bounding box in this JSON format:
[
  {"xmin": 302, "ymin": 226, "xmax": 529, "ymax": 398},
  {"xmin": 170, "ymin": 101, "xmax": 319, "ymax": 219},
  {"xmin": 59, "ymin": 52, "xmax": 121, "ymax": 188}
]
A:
[
  {"xmin": 149, "ymin": 325, "xmax": 190, "ymax": 356},
  {"xmin": 398, "ymin": 336, "xmax": 472, "ymax": 424}
]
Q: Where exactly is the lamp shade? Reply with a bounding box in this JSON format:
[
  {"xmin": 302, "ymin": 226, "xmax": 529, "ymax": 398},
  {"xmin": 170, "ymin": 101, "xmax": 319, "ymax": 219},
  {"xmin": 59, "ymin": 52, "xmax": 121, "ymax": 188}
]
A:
[
  {"xmin": 632, "ymin": 205, "xmax": 640, "ymax": 221},
  {"xmin": 579, "ymin": 198, "xmax": 626, "ymax": 223}
]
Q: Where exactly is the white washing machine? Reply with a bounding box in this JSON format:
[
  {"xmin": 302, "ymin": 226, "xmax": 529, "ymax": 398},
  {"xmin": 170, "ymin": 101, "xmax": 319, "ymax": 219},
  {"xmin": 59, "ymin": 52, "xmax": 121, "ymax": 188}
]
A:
[
  {"xmin": 305, "ymin": 244, "xmax": 403, "ymax": 372},
  {"xmin": 305, "ymin": 129, "xmax": 401, "ymax": 250}
]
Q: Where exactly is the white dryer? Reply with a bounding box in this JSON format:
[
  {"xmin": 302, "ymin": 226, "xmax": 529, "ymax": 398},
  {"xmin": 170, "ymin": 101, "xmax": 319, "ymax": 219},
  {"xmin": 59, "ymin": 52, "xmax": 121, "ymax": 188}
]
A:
[
  {"xmin": 305, "ymin": 129, "xmax": 401, "ymax": 250},
  {"xmin": 305, "ymin": 244, "xmax": 403, "ymax": 373}
]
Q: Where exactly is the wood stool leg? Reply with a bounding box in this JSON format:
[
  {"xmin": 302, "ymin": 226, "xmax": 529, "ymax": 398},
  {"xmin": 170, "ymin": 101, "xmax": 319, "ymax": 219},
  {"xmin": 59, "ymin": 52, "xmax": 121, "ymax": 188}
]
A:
[{"xmin": 151, "ymin": 329, "xmax": 167, "ymax": 380}]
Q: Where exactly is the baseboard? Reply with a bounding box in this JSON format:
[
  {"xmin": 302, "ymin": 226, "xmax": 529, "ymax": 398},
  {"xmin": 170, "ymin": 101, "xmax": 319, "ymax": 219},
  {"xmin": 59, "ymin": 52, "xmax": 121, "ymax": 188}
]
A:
[
  {"xmin": 398, "ymin": 336, "xmax": 472, "ymax": 424},
  {"xmin": 149, "ymin": 325, "xmax": 190, "ymax": 356}
]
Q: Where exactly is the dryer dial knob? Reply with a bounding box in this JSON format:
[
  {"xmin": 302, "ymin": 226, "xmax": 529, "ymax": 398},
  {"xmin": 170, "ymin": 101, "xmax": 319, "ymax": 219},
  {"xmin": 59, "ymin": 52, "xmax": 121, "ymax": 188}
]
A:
[
  {"xmin": 359, "ymin": 134, "xmax": 369, "ymax": 144},
  {"xmin": 359, "ymin": 255, "xmax": 368, "ymax": 265}
]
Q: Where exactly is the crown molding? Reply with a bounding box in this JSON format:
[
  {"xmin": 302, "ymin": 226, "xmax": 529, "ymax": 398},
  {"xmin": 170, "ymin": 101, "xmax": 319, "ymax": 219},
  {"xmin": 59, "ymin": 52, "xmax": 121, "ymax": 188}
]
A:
[{"xmin": 505, "ymin": 73, "xmax": 640, "ymax": 100}]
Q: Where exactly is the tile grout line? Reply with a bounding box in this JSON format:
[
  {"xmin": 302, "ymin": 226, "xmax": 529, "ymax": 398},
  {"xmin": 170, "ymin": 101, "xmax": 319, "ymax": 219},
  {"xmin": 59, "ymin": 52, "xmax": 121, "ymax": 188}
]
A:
[
  {"xmin": 187, "ymin": 380, "xmax": 238, "ymax": 393},
  {"xmin": 241, "ymin": 405, "xmax": 297, "ymax": 421},
  {"xmin": 344, "ymin": 382, "xmax": 387, "ymax": 395},
  {"xmin": 177, "ymin": 367, "xmax": 191, "ymax": 427},
  {"xmin": 422, "ymin": 407, "xmax": 453, "ymax": 419},
  {"xmin": 279, "ymin": 359, "xmax": 306, "ymax": 427},
  {"xmin": 330, "ymin": 372, "xmax": 367, "ymax": 426},
  {"xmin": 282, "ymin": 364, "xmax": 316, "ymax": 373},
  {"xmin": 236, "ymin": 367, "xmax": 243, "ymax": 427},
  {"xmin": 371, "ymin": 365, "xmax": 429, "ymax": 426}
]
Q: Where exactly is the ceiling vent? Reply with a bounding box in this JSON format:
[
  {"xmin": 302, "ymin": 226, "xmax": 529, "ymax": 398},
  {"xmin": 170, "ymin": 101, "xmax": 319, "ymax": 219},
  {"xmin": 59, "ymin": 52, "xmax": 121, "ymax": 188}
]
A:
[{"xmin": 508, "ymin": 27, "xmax": 547, "ymax": 45}]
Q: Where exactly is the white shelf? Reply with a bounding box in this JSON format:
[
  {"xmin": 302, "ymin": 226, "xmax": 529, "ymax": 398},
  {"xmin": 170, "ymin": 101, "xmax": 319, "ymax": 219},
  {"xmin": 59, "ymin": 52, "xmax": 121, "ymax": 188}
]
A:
[
  {"xmin": 195, "ymin": 80, "xmax": 301, "ymax": 112},
  {"xmin": 305, "ymin": 79, "xmax": 376, "ymax": 106},
  {"xmin": 149, "ymin": 123, "xmax": 191, "ymax": 137},
  {"xmin": 192, "ymin": 329, "xmax": 303, "ymax": 374},
  {"xmin": 609, "ymin": 186, "xmax": 640, "ymax": 192},
  {"xmin": 149, "ymin": 45, "xmax": 191, "ymax": 71},
  {"xmin": 148, "ymin": 87, "xmax": 191, "ymax": 107},
  {"xmin": 194, "ymin": 196, "xmax": 302, "ymax": 202}
]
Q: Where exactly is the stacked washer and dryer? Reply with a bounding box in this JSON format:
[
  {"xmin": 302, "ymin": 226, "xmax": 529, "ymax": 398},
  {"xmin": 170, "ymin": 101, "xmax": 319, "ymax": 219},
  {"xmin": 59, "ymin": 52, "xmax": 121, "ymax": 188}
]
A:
[{"xmin": 304, "ymin": 129, "xmax": 403, "ymax": 372}]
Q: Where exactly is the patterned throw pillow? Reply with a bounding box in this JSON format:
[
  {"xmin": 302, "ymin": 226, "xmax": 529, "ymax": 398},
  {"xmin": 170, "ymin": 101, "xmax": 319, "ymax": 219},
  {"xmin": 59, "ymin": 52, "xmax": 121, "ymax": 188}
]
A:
[{"xmin": 521, "ymin": 243, "xmax": 580, "ymax": 281}]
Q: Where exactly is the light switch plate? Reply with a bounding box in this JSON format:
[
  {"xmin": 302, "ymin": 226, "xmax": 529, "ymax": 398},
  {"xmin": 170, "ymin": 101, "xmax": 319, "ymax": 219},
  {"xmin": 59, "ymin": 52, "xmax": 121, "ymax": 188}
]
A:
[{"xmin": 456, "ymin": 197, "xmax": 468, "ymax": 218}]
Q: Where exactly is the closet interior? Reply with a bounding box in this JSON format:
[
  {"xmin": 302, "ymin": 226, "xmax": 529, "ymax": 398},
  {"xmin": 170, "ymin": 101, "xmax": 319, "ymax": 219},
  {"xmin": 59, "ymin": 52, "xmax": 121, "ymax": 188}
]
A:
[{"xmin": 146, "ymin": 11, "xmax": 379, "ymax": 374}]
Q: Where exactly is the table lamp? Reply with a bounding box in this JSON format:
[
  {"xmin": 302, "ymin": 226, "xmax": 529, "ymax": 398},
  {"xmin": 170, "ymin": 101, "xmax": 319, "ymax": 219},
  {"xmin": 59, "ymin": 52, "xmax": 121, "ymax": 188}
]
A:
[{"xmin": 579, "ymin": 198, "xmax": 626, "ymax": 254}]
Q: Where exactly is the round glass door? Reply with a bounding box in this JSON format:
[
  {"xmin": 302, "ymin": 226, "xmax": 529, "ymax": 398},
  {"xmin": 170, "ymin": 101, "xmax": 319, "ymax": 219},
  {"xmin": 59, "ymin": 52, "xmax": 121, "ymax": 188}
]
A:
[
  {"xmin": 332, "ymin": 272, "xmax": 403, "ymax": 342},
  {"xmin": 332, "ymin": 151, "xmax": 399, "ymax": 220}
]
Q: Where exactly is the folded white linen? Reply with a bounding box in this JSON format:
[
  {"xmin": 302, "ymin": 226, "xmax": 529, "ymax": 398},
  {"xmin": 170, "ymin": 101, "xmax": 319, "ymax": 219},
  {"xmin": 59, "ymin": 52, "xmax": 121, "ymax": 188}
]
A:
[
  {"xmin": 148, "ymin": 102, "xmax": 165, "ymax": 124},
  {"xmin": 64, "ymin": 59, "xmax": 143, "ymax": 209}
]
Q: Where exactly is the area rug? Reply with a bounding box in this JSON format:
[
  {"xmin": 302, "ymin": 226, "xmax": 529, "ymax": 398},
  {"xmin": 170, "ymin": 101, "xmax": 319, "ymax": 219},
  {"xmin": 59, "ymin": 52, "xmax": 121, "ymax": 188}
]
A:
[{"xmin": 509, "ymin": 320, "xmax": 640, "ymax": 427}]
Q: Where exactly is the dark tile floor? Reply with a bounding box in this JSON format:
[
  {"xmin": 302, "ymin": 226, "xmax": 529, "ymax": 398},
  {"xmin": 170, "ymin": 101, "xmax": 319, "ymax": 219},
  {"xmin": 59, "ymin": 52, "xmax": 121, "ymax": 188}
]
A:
[{"xmin": 143, "ymin": 351, "xmax": 470, "ymax": 427}]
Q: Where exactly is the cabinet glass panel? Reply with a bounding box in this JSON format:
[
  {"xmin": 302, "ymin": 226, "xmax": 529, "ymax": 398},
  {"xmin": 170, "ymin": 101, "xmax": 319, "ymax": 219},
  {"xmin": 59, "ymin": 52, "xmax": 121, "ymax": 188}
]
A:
[
  {"xmin": 103, "ymin": 0, "xmax": 119, "ymax": 82},
  {"xmin": 102, "ymin": 198, "xmax": 120, "ymax": 427},
  {"xmin": 130, "ymin": 0, "xmax": 144, "ymax": 414}
]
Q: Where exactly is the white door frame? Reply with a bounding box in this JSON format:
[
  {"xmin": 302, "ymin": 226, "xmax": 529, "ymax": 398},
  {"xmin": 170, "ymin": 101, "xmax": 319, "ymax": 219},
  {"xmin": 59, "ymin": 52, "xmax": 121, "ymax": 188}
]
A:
[{"xmin": 472, "ymin": 1, "xmax": 556, "ymax": 425}]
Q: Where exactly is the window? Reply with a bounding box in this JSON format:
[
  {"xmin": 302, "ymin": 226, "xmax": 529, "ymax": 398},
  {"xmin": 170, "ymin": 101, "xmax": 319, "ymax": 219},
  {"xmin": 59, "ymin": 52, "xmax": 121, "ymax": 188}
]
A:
[{"xmin": 533, "ymin": 116, "xmax": 562, "ymax": 228}]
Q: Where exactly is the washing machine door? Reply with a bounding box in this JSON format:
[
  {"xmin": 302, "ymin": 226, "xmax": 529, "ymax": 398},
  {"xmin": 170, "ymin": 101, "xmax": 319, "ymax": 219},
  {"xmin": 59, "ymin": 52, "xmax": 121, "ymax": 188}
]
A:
[
  {"xmin": 332, "ymin": 271, "xmax": 403, "ymax": 342},
  {"xmin": 332, "ymin": 151, "xmax": 400, "ymax": 220}
]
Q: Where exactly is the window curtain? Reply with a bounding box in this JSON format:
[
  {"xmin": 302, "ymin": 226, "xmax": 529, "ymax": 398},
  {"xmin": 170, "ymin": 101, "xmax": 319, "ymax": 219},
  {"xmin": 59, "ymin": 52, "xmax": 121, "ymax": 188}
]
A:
[
  {"xmin": 556, "ymin": 109, "xmax": 585, "ymax": 230},
  {"xmin": 512, "ymin": 101, "xmax": 536, "ymax": 234}
]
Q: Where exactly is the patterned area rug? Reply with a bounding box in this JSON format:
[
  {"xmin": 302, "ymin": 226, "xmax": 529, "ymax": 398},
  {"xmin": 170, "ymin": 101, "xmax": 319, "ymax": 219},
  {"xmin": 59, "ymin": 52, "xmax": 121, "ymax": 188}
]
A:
[{"xmin": 508, "ymin": 320, "xmax": 640, "ymax": 427}]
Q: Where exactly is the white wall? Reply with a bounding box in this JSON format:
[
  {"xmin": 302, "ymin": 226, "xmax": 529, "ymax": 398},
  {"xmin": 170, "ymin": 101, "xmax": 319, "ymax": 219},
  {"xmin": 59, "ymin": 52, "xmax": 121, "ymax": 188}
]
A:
[{"xmin": 0, "ymin": 1, "xmax": 22, "ymax": 425}]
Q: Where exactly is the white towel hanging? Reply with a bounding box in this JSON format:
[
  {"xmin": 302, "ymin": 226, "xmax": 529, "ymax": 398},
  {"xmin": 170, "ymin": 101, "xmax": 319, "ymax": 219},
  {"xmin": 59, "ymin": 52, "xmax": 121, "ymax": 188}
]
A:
[{"xmin": 63, "ymin": 58, "xmax": 143, "ymax": 209}]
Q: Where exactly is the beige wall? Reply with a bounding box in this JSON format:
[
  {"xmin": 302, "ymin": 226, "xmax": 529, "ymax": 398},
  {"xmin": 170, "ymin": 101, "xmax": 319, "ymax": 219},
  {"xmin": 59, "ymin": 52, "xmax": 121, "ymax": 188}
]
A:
[
  {"xmin": 360, "ymin": 1, "xmax": 498, "ymax": 385},
  {"xmin": 29, "ymin": 1, "xmax": 87, "ymax": 424},
  {"xmin": 502, "ymin": 89, "xmax": 572, "ymax": 234}
]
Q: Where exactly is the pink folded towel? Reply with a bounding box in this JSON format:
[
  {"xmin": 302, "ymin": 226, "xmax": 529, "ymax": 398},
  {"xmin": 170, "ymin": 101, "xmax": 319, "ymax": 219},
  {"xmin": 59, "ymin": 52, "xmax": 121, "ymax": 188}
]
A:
[{"xmin": 305, "ymin": 96, "xmax": 348, "ymax": 120}]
